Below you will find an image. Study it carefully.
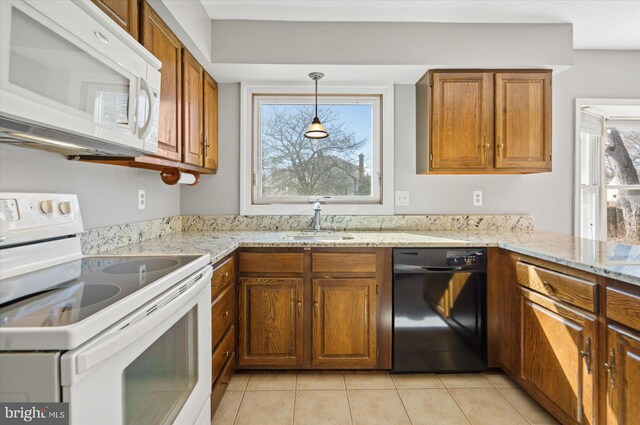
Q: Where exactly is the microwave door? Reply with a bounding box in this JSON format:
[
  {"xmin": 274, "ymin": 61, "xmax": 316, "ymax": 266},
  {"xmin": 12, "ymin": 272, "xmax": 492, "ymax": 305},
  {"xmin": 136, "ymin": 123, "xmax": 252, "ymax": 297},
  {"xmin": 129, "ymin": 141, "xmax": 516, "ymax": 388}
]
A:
[{"xmin": 0, "ymin": 0, "xmax": 149, "ymax": 153}]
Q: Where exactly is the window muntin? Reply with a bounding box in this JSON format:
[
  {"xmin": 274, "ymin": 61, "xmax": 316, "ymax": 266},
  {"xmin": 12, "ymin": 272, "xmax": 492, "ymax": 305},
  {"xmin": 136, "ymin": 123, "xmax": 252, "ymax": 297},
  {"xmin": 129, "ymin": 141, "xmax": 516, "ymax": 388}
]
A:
[
  {"xmin": 576, "ymin": 104, "xmax": 640, "ymax": 245},
  {"xmin": 253, "ymin": 95, "xmax": 381, "ymax": 205}
]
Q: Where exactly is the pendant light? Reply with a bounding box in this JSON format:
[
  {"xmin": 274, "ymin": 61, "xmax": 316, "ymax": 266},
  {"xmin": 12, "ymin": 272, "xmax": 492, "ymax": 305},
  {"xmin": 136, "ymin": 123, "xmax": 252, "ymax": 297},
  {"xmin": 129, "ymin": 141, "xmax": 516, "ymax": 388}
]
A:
[{"xmin": 304, "ymin": 72, "xmax": 329, "ymax": 139}]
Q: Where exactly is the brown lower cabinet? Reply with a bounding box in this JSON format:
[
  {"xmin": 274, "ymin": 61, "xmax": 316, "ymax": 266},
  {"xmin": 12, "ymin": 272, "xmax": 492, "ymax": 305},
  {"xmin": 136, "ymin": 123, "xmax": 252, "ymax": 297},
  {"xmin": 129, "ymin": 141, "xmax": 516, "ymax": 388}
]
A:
[
  {"xmin": 519, "ymin": 288, "xmax": 597, "ymax": 425},
  {"xmin": 238, "ymin": 277, "xmax": 304, "ymax": 367},
  {"xmin": 493, "ymin": 250, "xmax": 640, "ymax": 425},
  {"xmin": 236, "ymin": 248, "xmax": 391, "ymax": 370},
  {"xmin": 210, "ymin": 254, "xmax": 237, "ymax": 416},
  {"xmin": 605, "ymin": 326, "xmax": 640, "ymax": 425}
]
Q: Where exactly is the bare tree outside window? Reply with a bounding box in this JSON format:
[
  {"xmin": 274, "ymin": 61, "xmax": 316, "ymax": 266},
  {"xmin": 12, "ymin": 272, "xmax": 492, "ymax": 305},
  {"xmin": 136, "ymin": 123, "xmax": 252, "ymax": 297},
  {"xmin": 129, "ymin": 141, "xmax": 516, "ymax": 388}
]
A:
[
  {"xmin": 605, "ymin": 127, "xmax": 640, "ymax": 244},
  {"xmin": 260, "ymin": 103, "xmax": 374, "ymax": 199}
]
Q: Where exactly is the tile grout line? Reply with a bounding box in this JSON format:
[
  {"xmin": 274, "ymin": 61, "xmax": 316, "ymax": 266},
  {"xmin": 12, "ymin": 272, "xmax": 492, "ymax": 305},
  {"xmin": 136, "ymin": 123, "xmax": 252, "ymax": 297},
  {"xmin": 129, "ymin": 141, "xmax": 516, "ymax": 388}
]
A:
[
  {"xmin": 392, "ymin": 375, "xmax": 415, "ymax": 425},
  {"xmin": 442, "ymin": 384, "xmax": 474, "ymax": 425},
  {"xmin": 344, "ymin": 374, "xmax": 356, "ymax": 425},
  {"xmin": 495, "ymin": 386, "xmax": 538, "ymax": 425},
  {"xmin": 230, "ymin": 388, "xmax": 246, "ymax": 425},
  {"xmin": 291, "ymin": 373, "xmax": 297, "ymax": 425}
]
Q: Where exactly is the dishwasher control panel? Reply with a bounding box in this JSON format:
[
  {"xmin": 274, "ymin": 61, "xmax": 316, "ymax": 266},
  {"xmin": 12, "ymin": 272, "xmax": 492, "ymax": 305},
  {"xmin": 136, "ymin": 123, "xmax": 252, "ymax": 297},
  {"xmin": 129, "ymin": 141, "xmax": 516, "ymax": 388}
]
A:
[{"xmin": 446, "ymin": 250, "xmax": 486, "ymax": 267}]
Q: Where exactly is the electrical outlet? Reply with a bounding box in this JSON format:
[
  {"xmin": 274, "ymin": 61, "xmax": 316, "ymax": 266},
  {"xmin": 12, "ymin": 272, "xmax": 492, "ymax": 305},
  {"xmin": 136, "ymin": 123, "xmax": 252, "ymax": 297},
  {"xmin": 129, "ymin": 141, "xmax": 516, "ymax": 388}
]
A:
[
  {"xmin": 473, "ymin": 191, "xmax": 483, "ymax": 207},
  {"xmin": 138, "ymin": 189, "xmax": 146, "ymax": 210},
  {"xmin": 395, "ymin": 191, "xmax": 410, "ymax": 206}
]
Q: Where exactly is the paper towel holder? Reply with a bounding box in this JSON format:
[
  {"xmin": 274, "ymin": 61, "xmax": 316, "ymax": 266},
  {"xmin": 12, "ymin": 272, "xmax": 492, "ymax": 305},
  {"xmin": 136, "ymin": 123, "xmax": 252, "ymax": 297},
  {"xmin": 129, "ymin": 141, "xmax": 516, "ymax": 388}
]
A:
[{"xmin": 160, "ymin": 168, "xmax": 200, "ymax": 186}]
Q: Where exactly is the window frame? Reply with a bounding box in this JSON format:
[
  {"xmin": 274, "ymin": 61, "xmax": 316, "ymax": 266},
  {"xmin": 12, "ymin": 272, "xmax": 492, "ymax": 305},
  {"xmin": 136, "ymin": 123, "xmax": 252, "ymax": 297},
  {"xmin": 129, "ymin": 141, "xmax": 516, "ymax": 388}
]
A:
[
  {"xmin": 241, "ymin": 83, "xmax": 394, "ymax": 216},
  {"xmin": 574, "ymin": 98, "xmax": 640, "ymax": 242}
]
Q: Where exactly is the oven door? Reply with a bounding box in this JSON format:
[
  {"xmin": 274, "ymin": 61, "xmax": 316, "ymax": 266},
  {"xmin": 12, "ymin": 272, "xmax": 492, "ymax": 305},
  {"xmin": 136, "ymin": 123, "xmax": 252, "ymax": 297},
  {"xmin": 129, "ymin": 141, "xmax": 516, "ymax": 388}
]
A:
[{"xmin": 61, "ymin": 266, "xmax": 212, "ymax": 425}]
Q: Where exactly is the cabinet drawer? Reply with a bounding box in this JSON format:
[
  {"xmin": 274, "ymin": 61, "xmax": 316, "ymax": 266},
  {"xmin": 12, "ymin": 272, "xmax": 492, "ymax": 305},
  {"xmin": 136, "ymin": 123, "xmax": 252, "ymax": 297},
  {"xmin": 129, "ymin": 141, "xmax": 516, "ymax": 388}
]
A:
[
  {"xmin": 516, "ymin": 261, "xmax": 596, "ymax": 312},
  {"xmin": 607, "ymin": 287, "xmax": 640, "ymax": 331},
  {"xmin": 211, "ymin": 351, "xmax": 236, "ymax": 415},
  {"xmin": 212, "ymin": 284, "xmax": 235, "ymax": 348},
  {"xmin": 239, "ymin": 252, "xmax": 304, "ymax": 273},
  {"xmin": 212, "ymin": 325, "xmax": 235, "ymax": 382},
  {"xmin": 312, "ymin": 253, "xmax": 376, "ymax": 273},
  {"xmin": 211, "ymin": 257, "xmax": 235, "ymax": 300}
]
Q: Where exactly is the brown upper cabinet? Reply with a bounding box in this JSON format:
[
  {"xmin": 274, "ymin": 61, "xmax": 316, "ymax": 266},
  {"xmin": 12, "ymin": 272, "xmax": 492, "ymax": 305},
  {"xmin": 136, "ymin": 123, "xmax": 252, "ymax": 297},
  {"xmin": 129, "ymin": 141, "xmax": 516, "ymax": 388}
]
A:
[
  {"xmin": 182, "ymin": 49, "xmax": 204, "ymax": 167},
  {"xmin": 84, "ymin": 1, "xmax": 219, "ymax": 177},
  {"xmin": 417, "ymin": 69, "xmax": 552, "ymax": 174},
  {"xmin": 90, "ymin": 0, "xmax": 138, "ymax": 39},
  {"xmin": 203, "ymin": 73, "xmax": 219, "ymax": 171},
  {"xmin": 140, "ymin": 1, "xmax": 182, "ymax": 162}
]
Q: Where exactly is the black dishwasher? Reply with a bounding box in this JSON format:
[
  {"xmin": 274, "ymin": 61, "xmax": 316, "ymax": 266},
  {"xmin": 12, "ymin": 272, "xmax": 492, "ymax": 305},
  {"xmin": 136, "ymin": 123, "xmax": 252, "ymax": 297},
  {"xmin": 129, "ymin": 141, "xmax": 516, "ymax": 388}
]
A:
[{"xmin": 392, "ymin": 248, "xmax": 487, "ymax": 373}]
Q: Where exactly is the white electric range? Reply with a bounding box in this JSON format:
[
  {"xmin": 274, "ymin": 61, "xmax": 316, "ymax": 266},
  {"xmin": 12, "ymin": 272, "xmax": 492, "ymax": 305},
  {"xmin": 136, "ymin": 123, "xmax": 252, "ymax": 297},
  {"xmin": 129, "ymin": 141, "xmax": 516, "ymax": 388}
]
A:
[{"xmin": 0, "ymin": 193, "xmax": 212, "ymax": 425}]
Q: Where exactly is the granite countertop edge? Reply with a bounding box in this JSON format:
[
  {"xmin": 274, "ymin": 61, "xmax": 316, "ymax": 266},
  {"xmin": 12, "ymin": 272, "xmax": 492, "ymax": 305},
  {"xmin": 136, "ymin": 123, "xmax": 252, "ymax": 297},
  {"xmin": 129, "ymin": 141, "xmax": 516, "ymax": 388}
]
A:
[{"xmin": 100, "ymin": 230, "xmax": 640, "ymax": 287}]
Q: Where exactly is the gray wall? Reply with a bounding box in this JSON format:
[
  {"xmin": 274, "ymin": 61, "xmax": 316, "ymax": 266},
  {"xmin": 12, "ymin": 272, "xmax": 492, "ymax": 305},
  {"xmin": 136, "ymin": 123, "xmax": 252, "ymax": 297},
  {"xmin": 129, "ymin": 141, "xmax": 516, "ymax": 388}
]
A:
[
  {"xmin": 211, "ymin": 21, "xmax": 573, "ymax": 68},
  {"xmin": 0, "ymin": 144, "xmax": 180, "ymax": 229},
  {"xmin": 181, "ymin": 50, "xmax": 640, "ymax": 235},
  {"xmin": 3, "ymin": 50, "xmax": 638, "ymax": 233},
  {"xmin": 181, "ymin": 83, "xmax": 241, "ymax": 214}
]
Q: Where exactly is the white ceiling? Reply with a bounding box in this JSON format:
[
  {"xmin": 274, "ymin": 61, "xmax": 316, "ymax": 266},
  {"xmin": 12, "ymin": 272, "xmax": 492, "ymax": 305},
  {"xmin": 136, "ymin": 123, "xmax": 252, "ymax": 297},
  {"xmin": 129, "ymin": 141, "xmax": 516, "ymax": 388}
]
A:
[{"xmin": 200, "ymin": 0, "xmax": 640, "ymax": 50}]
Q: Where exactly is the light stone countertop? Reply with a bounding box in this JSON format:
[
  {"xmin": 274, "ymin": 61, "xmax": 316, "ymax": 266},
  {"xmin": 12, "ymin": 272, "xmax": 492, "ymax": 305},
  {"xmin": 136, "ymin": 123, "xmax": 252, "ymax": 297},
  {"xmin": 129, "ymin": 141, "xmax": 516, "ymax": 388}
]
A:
[{"xmin": 102, "ymin": 230, "xmax": 640, "ymax": 287}]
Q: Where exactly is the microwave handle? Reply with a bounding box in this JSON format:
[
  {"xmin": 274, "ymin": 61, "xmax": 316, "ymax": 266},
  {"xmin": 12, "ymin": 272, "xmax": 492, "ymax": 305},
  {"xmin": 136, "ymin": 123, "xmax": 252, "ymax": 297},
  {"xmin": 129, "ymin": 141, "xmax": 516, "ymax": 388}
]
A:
[
  {"xmin": 137, "ymin": 78, "xmax": 156, "ymax": 140},
  {"xmin": 74, "ymin": 268, "xmax": 210, "ymax": 375}
]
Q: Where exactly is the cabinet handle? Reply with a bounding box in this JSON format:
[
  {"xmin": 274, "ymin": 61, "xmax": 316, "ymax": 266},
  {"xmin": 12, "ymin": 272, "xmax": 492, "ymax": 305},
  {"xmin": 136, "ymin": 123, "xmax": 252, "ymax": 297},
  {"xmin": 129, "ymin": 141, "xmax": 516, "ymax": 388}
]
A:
[
  {"xmin": 579, "ymin": 336, "xmax": 591, "ymax": 374},
  {"xmin": 297, "ymin": 301, "xmax": 302, "ymax": 315},
  {"xmin": 482, "ymin": 138, "xmax": 489, "ymax": 157},
  {"xmin": 604, "ymin": 349, "xmax": 616, "ymax": 386},
  {"xmin": 222, "ymin": 310, "xmax": 229, "ymax": 317},
  {"xmin": 497, "ymin": 143, "xmax": 504, "ymax": 157},
  {"xmin": 224, "ymin": 350, "xmax": 230, "ymax": 357},
  {"xmin": 223, "ymin": 272, "xmax": 229, "ymax": 278},
  {"xmin": 542, "ymin": 280, "xmax": 554, "ymax": 291},
  {"xmin": 314, "ymin": 301, "xmax": 319, "ymax": 314}
]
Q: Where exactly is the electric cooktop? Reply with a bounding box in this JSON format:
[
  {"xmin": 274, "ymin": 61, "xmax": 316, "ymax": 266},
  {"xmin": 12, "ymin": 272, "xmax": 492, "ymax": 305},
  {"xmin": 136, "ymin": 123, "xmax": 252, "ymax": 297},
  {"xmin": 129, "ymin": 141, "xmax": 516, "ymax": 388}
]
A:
[{"xmin": 0, "ymin": 255, "xmax": 201, "ymax": 328}]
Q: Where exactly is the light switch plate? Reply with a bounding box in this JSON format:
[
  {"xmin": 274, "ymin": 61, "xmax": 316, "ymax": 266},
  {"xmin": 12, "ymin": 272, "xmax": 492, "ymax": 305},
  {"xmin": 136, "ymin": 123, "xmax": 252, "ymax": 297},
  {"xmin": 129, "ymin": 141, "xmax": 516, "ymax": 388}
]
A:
[
  {"xmin": 473, "ymin": 191, "xmax": 483, "ymax": 207},
  {"xmin": 395, "ymin": 191, "xmax": 410, "ymax": 206}
]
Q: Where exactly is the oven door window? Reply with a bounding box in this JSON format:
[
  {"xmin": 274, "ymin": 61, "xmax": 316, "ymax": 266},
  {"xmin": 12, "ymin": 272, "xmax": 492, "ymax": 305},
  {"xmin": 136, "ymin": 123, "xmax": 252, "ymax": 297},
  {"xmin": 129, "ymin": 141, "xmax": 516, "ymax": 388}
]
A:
[{"xmin": 123, "ymin": 306, "xmax": 198, "ymax": 425}]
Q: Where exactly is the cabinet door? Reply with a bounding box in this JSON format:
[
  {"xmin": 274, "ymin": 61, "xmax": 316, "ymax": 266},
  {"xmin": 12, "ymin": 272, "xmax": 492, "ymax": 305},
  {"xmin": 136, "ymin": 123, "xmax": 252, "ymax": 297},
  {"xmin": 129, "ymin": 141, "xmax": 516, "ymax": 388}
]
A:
[
  {"xmin": 430, "ymin": 72, "xmax": 493, "ymax": 169},
  {"xmin": 495, "ymin": 72, "xmax": 551, "ymax": 170},
  {"xmin": 91, "ymin": 0, "xmax": 139, "ymax": 39},
  {"xmin": 238, "ymin": 278, "xmax": 304, "ymax": 367},
  {"xmin": 140, "ymin": 2, "xmax": 182, "ymax": 161},
  {"xmin": 606, "ymin": 326, "xmax": 640, "ymax": 425},
  {"xmin": 203, "ymin": 73, "xmax": 218, "ymax": 171},
  {"xmin": 311, "ymin": 278, "xmax": 377, "ymax": 368},
  {"xmin": 520, "ymin": 289, "xmax": 596, "ymax": 424},
  {"xmin": 182, "ymin": 50, "xmax": 204, "ymax": 167}
]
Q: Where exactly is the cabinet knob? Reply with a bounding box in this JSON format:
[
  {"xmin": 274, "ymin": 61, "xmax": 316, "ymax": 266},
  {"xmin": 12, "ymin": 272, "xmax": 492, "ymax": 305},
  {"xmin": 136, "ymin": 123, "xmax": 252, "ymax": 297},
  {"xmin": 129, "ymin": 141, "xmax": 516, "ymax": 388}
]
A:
[
  {"xmin": 222, "ymin": 310, "xmax": 229, "ymax": 317},
  {"xmin": 223, "ymin": 272, "xmax": 229, "ymax": 278},
  {"xmin": 224, "ymin": 350, "xmax": 230, "ymax": 357},
  {"xmin": 542, "ymin": 281, "xmax": 554, "ymax": 291}
]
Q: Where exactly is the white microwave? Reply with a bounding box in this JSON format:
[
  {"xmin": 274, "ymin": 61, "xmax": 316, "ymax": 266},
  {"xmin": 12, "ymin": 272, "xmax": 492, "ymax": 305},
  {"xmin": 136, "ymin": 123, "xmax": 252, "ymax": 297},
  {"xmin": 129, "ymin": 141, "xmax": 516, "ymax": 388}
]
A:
[{"xmin": 0, "ymin": 0, "xmax": 160, "ymax": 157}]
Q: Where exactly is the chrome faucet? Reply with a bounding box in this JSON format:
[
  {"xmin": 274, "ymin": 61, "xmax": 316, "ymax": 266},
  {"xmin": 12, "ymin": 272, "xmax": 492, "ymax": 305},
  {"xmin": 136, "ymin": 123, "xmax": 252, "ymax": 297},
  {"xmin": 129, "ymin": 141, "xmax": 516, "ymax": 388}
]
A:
[{"xmin": 311, "ymin": 198, "xmax": 322, "ymax": 232}]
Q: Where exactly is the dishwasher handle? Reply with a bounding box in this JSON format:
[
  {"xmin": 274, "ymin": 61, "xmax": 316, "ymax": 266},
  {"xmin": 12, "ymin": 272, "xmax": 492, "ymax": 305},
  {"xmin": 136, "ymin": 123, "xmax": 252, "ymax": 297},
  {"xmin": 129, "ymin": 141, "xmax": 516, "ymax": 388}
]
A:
[{"xmin": 394, "ymin": 264, "xmax": 465, "ymax": 273}]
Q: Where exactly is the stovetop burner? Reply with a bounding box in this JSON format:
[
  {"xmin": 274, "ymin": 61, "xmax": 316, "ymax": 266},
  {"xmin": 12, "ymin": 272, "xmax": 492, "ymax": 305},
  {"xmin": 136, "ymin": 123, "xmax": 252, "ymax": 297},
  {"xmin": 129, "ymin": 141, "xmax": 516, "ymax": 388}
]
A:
[{"xmin": 0, "ymin": 255, "xmax": 200, "ymax": 328}]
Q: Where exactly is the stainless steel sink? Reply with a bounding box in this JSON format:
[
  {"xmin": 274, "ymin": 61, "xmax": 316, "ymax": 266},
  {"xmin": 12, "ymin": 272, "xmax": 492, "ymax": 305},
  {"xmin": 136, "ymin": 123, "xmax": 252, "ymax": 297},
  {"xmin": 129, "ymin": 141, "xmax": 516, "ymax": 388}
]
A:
[{"xmin": 281, "ymin": 232, "xmax": 355, "ymax": 241}]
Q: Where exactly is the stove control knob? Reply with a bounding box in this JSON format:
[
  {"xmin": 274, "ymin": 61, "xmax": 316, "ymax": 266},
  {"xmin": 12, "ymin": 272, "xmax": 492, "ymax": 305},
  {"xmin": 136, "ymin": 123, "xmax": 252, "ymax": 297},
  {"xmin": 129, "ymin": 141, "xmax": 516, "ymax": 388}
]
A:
[
  {"xmin": 58, "ymin": 201, "xmax": 73, "ymax": 216},
  {"xmin": 39, "ymin": 200, "xmax": 54, "ymax": 216}
]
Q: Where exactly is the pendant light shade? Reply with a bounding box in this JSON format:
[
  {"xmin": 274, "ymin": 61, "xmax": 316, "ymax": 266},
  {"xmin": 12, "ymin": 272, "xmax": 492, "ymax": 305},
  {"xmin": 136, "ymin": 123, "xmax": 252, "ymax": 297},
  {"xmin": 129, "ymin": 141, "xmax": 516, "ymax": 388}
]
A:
[{"xmin": 304, "ymin": 72, "xmax": 329, "ymax": 139}]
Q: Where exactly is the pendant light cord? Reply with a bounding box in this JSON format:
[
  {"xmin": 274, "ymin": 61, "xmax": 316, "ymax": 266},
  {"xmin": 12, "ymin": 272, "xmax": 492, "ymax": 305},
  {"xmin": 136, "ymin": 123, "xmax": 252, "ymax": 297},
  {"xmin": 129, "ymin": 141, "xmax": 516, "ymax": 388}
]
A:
[{"xmin": 314, "ymin": 78, "xmax": 318, "ymax": 118}]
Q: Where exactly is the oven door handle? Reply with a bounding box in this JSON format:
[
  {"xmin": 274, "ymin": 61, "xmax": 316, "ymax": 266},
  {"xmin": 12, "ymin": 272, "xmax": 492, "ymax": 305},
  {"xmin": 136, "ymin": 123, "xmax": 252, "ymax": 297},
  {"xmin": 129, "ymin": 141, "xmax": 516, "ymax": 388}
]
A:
[
  {"xmin": 74, "ymin": 268, "xmax": 211, "ymax": 375},
  {"xmin": 394, "ymin": 265, "xmax": 465, "ymax": 273}
]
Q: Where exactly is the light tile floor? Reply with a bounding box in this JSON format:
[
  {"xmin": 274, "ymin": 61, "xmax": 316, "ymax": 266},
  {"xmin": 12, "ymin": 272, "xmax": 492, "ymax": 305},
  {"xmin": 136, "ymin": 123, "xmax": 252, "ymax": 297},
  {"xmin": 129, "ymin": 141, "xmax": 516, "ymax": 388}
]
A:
[{"xmin": 211, "ymin": 372, "xmax": 559, "ymax": 425}]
